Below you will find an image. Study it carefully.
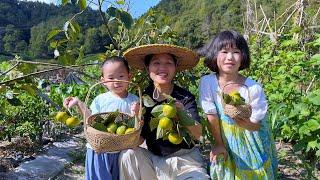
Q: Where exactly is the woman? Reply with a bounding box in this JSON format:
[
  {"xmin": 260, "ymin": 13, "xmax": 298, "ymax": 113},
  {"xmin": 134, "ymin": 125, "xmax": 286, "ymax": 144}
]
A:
[{"xmin": 119, "ymin": 44, "xmax": 210, "ymax": 180}]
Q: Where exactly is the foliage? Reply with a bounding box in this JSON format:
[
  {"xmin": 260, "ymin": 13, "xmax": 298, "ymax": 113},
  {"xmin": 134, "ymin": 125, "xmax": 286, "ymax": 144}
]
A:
[
  {"xmin": 245, "ymin": 31, "xmax": 320, "ymax": 173},
  {"xmin": 1, "ymin": 1, "xmax": 320, "ymax": 177}
]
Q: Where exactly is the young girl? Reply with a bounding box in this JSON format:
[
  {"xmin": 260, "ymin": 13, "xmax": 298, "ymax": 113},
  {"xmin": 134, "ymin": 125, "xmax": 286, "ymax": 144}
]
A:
[
  {"xmin": 63, "ymin": 56, "xmax": 139, "ymax": 180},
  {"xmin": 198, "ymin": 30, "xmax": 277, "ymax": 179}
]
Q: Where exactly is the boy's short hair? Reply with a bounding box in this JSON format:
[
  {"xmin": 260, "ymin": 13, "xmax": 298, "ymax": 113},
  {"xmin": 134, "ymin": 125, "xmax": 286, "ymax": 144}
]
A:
[
  {"xmin": 101, "ymin": 56, "xmax": 130, "ymax": 75},
  {"xmin": 198, "ymin": 30, "xmax": 250, "ymax": 72}
]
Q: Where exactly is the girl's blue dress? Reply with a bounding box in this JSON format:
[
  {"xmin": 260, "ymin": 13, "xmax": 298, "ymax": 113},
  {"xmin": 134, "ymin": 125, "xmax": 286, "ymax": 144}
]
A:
[{"xmin": 200, "ymin": 73, "xmax": 278, "ymax": 180}]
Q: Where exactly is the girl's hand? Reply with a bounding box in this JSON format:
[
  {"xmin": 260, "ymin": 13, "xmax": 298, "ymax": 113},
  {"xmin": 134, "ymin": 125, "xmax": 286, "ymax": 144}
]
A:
[
  {"xmin": 131, "ymin": 102, "xmax": 140, "ymax": 117},
  {"xmin": 233, "ymin": 117, "xmax": 260, "ymax": 131},
  {"xmin": 210, "ymin": 145, "xmax": 228, "ymax": 163},
  {"xmin": 63, "ymin": 97, "xmax": 79, "ymax": 109}
]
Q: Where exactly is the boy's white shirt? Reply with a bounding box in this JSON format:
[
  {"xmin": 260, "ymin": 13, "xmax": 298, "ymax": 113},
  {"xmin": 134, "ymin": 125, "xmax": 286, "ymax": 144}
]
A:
[{"xmin": 86, "ymin": 91, "xmax": 139, "ymax": 150}]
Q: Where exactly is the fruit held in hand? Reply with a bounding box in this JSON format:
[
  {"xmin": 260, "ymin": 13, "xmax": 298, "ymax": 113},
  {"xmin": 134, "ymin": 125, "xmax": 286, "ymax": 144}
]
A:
[
  {"xmin": 168, "ymin": 132, "xmax": 183, "ymax": 145},
  {"xmin": 65, "ymin": 117, "xmax": 80, "ymax": 127},
  {"xmin": 116, "ymin": 125, "xmax": 127, "ymax": 135},
  {"xmin": 106, "ymin": 122, "xmax": 118, "ymax": 133},
  {"xmin": 55, "ymin": 112, "xmax": 69, "ymax": 123},
  {"xmin": 223, "ymin": 91, "xmax": 245, "ymax": 105},
  {"xmin": 162, "ymin": 104, "xmax": 177, "ymax": 118},
  {"xmin": 159, "ymin": 117, "xmax": 173, "ymax": 130},
  {"xmin": 125, "ymin": 128, "xmax": 135, "ymax": 134}
]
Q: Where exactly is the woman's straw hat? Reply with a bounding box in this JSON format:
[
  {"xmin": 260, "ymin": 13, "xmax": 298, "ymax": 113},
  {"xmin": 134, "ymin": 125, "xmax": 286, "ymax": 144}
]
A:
[{"xmin": 123, "ymin": 44, "xmax": 199, "ymax": 71}]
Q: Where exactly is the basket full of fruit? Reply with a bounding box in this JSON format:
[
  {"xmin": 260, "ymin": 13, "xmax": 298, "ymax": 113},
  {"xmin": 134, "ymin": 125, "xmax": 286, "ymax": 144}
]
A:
[
  {"xmin": 84, "ymin": 80, "xmax": 143, "ymax": 153},
  {"xmin": 221, "ymin": 83, "xmax": 252, "ymax": 120}
]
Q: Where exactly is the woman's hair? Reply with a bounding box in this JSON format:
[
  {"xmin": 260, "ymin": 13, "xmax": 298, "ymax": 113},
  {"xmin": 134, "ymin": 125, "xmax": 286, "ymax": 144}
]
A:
[
  {"xmin": 101, "ymin": 56, "xmax": 130, "ymax": 75},
  {"xmin": 198, "ymin": 30, "xmax": 250, "ymax": 72},
  {"xmin": 144, "ymin": 54, "xmax": 178, "ymax": 67}
]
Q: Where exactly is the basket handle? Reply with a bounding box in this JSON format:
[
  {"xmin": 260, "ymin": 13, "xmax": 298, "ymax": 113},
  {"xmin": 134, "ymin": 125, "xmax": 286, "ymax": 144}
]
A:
[
  {"xmin": 83, "ymin": 80, "xmax": 142, "ymax": 129},
  {"xmin": 221, "ymin": 82, "xmax": 251, "ymax": 104}
]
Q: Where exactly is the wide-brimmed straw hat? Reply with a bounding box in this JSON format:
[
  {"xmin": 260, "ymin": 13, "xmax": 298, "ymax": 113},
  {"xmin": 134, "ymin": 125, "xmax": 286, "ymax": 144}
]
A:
[{"xmin": 123, "ymin": 44, "xmax": 199, "ymax": 71}]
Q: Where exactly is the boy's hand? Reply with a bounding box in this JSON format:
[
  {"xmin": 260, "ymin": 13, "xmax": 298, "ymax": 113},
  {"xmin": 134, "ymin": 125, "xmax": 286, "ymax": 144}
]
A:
[
  {"xmin": 63, "ymin": 97, "xmax": 79, "ymax": 109},
  {"xmin": 131, "ymin": 102, "xmax": 140, "ymax": 117}
]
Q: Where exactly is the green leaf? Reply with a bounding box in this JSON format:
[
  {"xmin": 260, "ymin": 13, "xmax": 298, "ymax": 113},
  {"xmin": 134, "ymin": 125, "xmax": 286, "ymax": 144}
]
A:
[
  {"xmin": 50, "ymin": 41, "xmax": 58, "ymax": 49},
  {"xmin": 306, "ymin": 140, "xmax": 318, "ymax": 152},
  {"xmin": 177, "ymin": 110, "xmax": 196, "ymax": 126},
  {"xmin": 0, "ymin": 85, "xmax": 6, "ymax": 93},
  {"xmin": 307, "ymin": 92, "xmax": 320, "ymax": 105},
  {"xmin": 77, "ymin": 46, "xmax": 85, "ymax": 61},
  {"xmin": 7, "ymin": 97, "xmax": 22, "ymax": 106},
  {"xmin": 298, "ymin": 125, "xmax": 311, "ymax": 137},
  {"xmin": 106, "ymin": 7, "xmax": 118, "ymax": 17},
  {"xmin": 143, "ymin": 95, "xmax": 156, "ymax": 107},
  {"xmin": 78, "ymin": 0, "xmax": 87, "ymax": 10},
  {"xmin": 149, "ymin": 118, "xmax": 159, "ymax": 131},
  {"xmin": 119, "ymin": 10, "xmax": 133, "ymax": 29},
  {"xmin": 70, "ymin": 21, "xmax": 81, "ymax": 33},
  {"xmin": 62, "ymin": 0, "xmax": 69, "ymax": 5},
  {"xmin": 151, "ymin": 105, "xmax": 163, "ymax": 117},
  {"xmin": 46, "ymin": 29, "xmax": 63, "ymax": 42},
  {"xmin": 310, "ymin": 54, "xmax": 320, "ymax": 65},
  {"xmin": 115, "ymin": 0, "xmax": 125, "ymax": 5},
  {"xmin": 306, "ymin": 119, "xmax": 320, "ymax": 132},
  {"xmin": 290, "ymin": 66, "xmax": 301, "ymax": 74},
  {"xmin": 58, "ymin": 52, "xmax": 75, "ymax": 65},
  {"xmin": 161, "ymin": 26, "xmax": 171, "ymax": 34},
  {"xmin": 156, "ymin": 125, "xmax": 165, "ymax": 139},
  {"xmin": 20, "ymin": 84, "xmax": 37, "ymax": 96}
]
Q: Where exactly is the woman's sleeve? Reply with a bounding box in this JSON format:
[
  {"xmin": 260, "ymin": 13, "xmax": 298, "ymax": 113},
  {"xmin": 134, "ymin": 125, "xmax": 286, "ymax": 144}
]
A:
[
  {"xmin": 199, "ymin": 76, "xmax": 217, "ymax": 115},
  {"xmin": 249, "ymin": 84, "xmax": 268, "ymax": 123}
]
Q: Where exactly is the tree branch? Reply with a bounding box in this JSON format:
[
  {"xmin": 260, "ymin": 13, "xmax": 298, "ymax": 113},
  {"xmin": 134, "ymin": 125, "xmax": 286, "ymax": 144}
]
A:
[
  {"xmin": 98, "ymin": 0, "xmax": 119, "ymax": 50},
  {"xmin": 0, "ymin": 63, "xmax": 98, "ymax": 85},
  {"xmin": 0, "ymin": 62, "xmax": 20, "ymax": 77}
]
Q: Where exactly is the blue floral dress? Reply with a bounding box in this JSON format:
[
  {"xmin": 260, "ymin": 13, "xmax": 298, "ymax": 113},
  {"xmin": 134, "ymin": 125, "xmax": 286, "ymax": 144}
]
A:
[{"xmin": 199, "ymin": 73, "xmax": 278, "ymax": 180}]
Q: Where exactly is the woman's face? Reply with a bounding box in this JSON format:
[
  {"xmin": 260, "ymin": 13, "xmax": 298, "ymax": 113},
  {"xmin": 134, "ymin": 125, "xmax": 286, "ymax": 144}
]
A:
[
  {"xmin": 147, "ymin": 53, "xmax": 177, "ymax": 85},
  {"xmin": 216, "ymin": 47, "xmax": 242, "ymax": 75}
]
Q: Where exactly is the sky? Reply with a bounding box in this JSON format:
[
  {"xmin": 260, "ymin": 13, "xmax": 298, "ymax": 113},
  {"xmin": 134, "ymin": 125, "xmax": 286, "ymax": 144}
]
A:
[{"xmin": 22, "ymin": 0, "xmax": 161, "ymax": 18}]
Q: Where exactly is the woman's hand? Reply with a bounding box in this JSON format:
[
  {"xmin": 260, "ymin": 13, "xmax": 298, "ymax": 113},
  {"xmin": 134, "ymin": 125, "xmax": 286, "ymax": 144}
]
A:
[
  {"xmin": 63, "ymin": 97, "xmax": 79, "ymax": 109},
  {"xmin": 210, "ymin": 144, "xmax": 228, "ymax": 163},
  {"xmin": 174, "ymin": 101, "xmax": 184, "ymax": 110}
]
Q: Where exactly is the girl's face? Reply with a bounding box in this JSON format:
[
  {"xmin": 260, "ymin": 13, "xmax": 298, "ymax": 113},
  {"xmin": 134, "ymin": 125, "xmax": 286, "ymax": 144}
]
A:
[
  {"xmin": 101, "ymin": 61, "xmax": 130, "ymax": 97},
  {"xmin": 147, "ymin": 53, "xmax": 177, "ymax": 85},
  {"xmin": 216, "ymin": 47, "xmax": 242, "ymax": 75}
]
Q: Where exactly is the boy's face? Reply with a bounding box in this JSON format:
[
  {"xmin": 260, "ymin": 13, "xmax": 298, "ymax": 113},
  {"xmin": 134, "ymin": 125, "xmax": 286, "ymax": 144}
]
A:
[{"xmin": 101, "ymin": 61, "xmax": 130, "ymax": 97}]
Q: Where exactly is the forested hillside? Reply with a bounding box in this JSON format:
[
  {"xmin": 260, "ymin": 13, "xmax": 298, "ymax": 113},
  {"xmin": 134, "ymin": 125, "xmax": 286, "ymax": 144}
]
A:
[
  {"xmin": 149, "ymin": 0, "xmax": 320, "ymax": 48},
  {"xmin": 0, "ymin": 0, "xmax": 104, "ymax": 59},
  {"xmin": 1, "ymin": 0, "xmax": 319, "ymax": 59}
]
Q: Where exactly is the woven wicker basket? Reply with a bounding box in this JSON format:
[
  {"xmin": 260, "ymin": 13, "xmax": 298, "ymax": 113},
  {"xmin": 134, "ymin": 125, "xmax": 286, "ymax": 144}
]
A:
[
  {"xmin": 84, "ymin": 80, "xmax": 143, "ymax": 153},
  {"xmin": 221, "ymin": 83, "xmax": 252, "ymax": 120}
]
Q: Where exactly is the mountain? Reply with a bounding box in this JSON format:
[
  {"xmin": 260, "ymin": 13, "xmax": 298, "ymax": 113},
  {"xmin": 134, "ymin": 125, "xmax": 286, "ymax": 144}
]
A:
[
  {"xmin": 148, "ymin": 0, "xmax": 318, "ymax": 48},
  {"xmin": 0, "ymin": 0, "xmax": 102, "ymax": 59}
]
